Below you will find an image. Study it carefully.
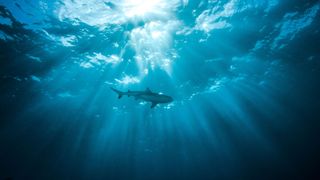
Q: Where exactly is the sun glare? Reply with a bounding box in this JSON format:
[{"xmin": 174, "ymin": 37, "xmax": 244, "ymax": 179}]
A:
[{"xmin": 123, "ymin": 0, "xmax": 165, "ymax": 18}]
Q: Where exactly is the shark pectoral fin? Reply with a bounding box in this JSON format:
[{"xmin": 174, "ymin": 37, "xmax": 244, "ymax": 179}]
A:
[
  {"xmin": 150, "ymin": 102, "xmax": 157, "ymax": 108},
  {"xmin": 118, "ymin": 95, "xmax": 122, "ymax": 99},
  {"xmin": 146, "ymin": 88, "xmax": 152, "ymax": 93}
]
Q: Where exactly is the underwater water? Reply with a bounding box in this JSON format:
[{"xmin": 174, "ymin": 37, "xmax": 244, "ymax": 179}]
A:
[{"xmin": 1, "ymin": 0, "xmax": 320, "ymax": 179}]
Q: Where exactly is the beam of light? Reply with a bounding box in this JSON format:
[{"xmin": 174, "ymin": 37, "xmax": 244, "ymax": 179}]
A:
[
  {"xmin": 56, "ymin": 0, "xmax": 186, "ymax": 79},
  {"xmin": 129, "ymin": 20, "xmax": 180, "ymax": 76}
]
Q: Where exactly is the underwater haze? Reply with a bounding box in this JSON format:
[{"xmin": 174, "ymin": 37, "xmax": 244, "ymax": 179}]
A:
[{"xmin": 1, "ymin": 0, "xmax": 320, "ymax": 179}]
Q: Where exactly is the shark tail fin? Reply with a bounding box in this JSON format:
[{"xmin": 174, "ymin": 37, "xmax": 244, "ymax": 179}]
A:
[{"xmin": 110, "ymin": 87, "xmax": 123, "ymax": 99}]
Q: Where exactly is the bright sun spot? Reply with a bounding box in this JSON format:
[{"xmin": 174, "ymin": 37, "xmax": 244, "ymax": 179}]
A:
[{"xmin": 123, "ymin": 0, "xmax": 163, "ymax": 18}]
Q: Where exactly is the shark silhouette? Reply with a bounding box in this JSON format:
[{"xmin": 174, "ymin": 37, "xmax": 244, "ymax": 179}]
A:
[{"xmin": 111, "ymin": 87, "xmax": 173, "ymax": 108}]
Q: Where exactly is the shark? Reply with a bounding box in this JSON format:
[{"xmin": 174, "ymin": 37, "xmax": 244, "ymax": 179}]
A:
[{"xmin": 111, "ymin": 87, "xmax": 173, "ymax": 108}]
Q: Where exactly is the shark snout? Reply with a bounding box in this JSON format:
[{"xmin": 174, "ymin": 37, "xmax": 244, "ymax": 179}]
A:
[{"xmin": 167, "ymin": 96, "xmax": 174, "ymax": 103}]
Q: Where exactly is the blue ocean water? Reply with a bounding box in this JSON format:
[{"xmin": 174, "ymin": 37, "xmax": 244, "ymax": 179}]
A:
[{"xmin": 1, "ymin": 0, "xmax": 320, "ymax": 179}]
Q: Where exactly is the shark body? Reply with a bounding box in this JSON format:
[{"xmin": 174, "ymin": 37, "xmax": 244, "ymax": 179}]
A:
[{"xmin": 111, "ymin": 87, "xmax": 173, "ymax": 108}]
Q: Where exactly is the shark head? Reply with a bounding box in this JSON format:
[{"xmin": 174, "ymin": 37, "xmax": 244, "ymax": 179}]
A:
[{"xmin": 161, "ymin": 95, "xmax": 173, "ymax": 103}]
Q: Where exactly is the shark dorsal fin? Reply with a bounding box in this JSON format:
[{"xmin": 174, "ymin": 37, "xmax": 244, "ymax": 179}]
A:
[{"xmin": 145, "ymin": 88, "xmax": 152, "ymax": 93}]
